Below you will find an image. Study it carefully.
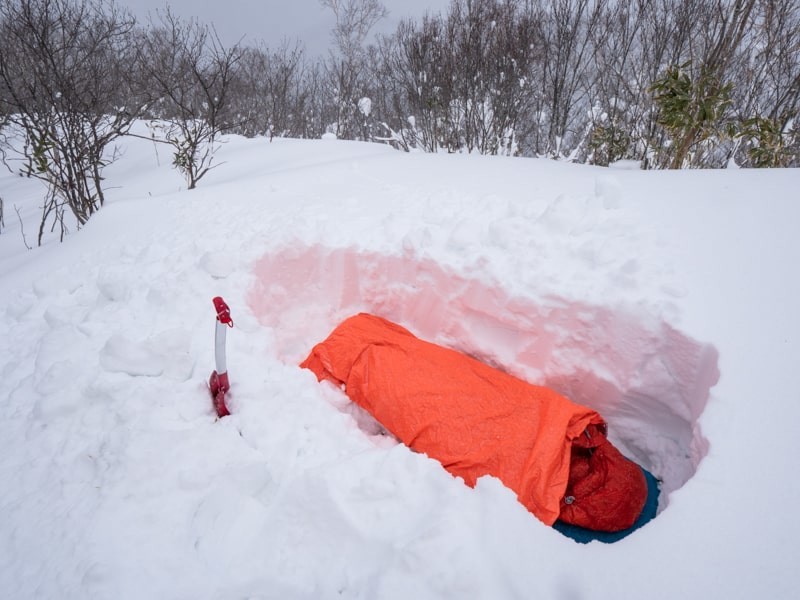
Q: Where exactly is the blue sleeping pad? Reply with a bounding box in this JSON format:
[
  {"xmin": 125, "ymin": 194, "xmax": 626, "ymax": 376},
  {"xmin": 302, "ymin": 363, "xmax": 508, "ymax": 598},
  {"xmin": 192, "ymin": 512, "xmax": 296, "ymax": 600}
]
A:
[{"xmin": 552, "ymin": 467, "xmax": 660, "ymax": 544}]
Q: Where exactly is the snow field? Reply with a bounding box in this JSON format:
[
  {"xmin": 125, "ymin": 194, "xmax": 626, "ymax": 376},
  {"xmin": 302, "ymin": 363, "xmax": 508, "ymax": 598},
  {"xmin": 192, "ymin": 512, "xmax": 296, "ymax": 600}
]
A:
[{"xmin": 1, "ymin": 128, "xmax": 799, "ymax": 599}]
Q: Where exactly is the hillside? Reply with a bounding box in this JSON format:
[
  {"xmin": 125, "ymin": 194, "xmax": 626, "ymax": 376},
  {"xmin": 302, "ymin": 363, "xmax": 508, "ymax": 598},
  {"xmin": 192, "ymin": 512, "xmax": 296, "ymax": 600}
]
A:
[{"xmin": 1, "ymin": 130, "xmax": 799, "ymax": 599}]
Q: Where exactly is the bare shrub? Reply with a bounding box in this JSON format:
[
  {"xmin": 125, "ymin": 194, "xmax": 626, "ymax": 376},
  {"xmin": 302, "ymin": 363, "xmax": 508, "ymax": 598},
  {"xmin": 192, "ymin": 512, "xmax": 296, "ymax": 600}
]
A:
[
  {"xmin": 137, "ymin": 10, "xmax": 243, "ymax": 189},
  {"xmin": 0, "ymin": 0, "xmax": 138, "ymax": 242}
]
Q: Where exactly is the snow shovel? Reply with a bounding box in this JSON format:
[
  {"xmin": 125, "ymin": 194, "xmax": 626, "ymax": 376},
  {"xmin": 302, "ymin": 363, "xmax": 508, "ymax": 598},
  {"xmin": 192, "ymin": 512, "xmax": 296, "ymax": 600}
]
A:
[{"xmin": 209, "ymin": 296, "xmax": 234, "ymax": 418}]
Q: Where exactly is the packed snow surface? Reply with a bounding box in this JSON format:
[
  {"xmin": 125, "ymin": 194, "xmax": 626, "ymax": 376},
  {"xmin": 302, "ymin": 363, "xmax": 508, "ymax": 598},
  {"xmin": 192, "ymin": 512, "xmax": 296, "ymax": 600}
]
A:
[{"xmin": 1, "ymin": 127, "xmax": 799, "ymax": 599}]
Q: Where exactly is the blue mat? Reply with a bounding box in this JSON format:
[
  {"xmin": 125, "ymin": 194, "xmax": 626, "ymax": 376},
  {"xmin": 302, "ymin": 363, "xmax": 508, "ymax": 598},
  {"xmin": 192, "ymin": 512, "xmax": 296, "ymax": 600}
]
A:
[{"xmin": 552, "ymin": 467, "xmax": 660, "ymax": 544}]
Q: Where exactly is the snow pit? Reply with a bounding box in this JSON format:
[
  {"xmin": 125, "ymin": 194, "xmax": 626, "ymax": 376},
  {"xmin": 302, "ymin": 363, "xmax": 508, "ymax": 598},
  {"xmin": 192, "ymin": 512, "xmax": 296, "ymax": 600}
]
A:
[{"xmin": 248, "ymin": 244, "xmax": 719, "ymax": 507}]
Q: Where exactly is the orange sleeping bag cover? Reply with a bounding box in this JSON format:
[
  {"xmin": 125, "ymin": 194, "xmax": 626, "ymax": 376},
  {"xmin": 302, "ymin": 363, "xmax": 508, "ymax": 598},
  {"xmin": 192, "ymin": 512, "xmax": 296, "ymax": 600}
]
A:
[{"xmin": 301, "ymin": 313, "xmax": 647, "ymax": 531}]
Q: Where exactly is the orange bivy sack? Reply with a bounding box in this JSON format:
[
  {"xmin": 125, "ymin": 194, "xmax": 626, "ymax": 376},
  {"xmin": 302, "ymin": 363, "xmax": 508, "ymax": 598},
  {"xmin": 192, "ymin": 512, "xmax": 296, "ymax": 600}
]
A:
[{"xmin": 301, "ymin": 313, "xmax": 647, "ymax": 531}]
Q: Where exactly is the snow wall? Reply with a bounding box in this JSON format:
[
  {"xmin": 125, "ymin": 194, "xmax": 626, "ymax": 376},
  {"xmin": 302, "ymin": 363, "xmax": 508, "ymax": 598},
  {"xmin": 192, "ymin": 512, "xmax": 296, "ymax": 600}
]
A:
[{"xmin": 249, "ymin": 244, "xmax": 720, "ymax": 506}]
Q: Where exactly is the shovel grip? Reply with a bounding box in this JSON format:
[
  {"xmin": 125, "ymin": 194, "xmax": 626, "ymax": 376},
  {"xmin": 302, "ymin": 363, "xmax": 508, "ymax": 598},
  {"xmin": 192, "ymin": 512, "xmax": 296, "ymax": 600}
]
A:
[{"xmin": 213, "ymin": 296, "xmax": 233, "ymax": 327}]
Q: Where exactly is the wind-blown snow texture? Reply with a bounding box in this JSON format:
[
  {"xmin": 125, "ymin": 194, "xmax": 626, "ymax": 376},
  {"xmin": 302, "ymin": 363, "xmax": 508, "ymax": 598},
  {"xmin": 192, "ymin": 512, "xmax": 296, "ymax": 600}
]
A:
[{"xmin": 1, "ymin": 127, "xmax": 799, "ymax": 599}]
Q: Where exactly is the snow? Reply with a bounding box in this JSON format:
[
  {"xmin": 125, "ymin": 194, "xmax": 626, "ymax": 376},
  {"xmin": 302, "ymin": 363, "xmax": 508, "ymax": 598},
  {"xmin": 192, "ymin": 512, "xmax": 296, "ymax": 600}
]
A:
[
  {"xmin": 1, "ymin": 124, "xmax": 799, "ymax": 599},
  {"xmin": 358, "ymin": 97, "xmax": 373, "ymax": 118}
]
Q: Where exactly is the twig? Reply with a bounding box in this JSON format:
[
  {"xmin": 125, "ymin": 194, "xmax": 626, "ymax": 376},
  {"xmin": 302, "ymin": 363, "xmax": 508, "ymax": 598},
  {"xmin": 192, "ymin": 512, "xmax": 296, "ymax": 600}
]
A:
[{"xmin": 13, "ymin": 204, "xmax": 32, "ymax": 250}]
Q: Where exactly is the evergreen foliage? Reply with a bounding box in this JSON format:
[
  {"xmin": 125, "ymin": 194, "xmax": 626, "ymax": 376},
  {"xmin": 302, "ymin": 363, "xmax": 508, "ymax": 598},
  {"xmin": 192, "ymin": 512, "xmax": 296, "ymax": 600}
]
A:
[{"xmin": 651, "ymin": 61, "xmax": 734, "ymax": 169}]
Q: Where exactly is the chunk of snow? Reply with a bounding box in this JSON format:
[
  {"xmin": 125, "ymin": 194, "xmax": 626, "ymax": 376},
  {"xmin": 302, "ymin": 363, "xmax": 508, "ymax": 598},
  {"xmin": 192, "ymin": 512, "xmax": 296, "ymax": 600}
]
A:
[
  {"xmin": 99, "ymin": 334, "xmax": 164, "ymax": 377},
  {"xmin": 358, "ymin": 97, "xmax": 372, "ymax": 117}
]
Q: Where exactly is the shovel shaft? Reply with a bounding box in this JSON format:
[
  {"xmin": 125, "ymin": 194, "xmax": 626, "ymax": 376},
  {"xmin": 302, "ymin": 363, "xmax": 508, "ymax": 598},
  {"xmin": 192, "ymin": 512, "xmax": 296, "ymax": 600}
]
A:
[{"xmin": 215, "ymin": 318, "xmax": 228, "ymax": 376}]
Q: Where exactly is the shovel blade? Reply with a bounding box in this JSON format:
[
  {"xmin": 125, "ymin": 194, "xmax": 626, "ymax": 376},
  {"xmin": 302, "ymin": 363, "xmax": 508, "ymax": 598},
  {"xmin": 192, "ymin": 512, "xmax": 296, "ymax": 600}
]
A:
[{"xmin": 209, "ymin": 370, "xmax": 230, "ymax": 418}]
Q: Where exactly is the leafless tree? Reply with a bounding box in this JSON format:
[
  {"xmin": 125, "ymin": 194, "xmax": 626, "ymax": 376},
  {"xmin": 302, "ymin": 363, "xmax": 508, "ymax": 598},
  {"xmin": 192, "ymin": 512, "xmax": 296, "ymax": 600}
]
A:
[
  {"xmin": 227, "ymin": 40, "xmax": 311, "ymax": 140},
  {"xmin": 441, "ymin": 0, "xmax": 539, "ymax": 154},
  {"xmin": 669, "ymin": 0, "xmax": 758, "ymax": 168},
  {"xmin": 138, "ymin": 10, "xmax": 243, "ymax": 189},
  {"xmin": 376, "ymin": 0, "xmax": 797, "ymax": 166},
  {"xmin": 530, "ymin": 0, "xmax": 604, "ymax": 157},
  {"xmin": 373, "ymin": 15, "xmax": 452, "ymax": 152},
  {"xmin": 729, "ymin": 0, "xmax": 800, "ymax": 166},
  {"xmin": 319, "ymin": 0, "xmax": 388, "ymax": 139},
  {"xmin": 0, "ymin": 0, "xmax": 138, "ymax": 242},
  {"xmin": 581, "ymin": 2, "xmax": 644, "ymax": 165},
  {"xmin": 374, "ymin": 0, "xmax": 542, "ymax": 155}
]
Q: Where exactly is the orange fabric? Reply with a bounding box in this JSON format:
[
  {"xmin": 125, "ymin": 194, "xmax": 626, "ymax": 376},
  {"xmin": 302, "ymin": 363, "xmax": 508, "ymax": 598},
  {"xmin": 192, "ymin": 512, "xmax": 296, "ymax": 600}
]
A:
[{"xmin": 300, "ymin": 313, "xmax": 606, "ymax": 525}]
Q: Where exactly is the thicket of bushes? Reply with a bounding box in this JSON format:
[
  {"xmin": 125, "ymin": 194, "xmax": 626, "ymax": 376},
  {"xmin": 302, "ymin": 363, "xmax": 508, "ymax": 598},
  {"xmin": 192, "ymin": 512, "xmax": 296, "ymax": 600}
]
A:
[{"xmin": 1, "ymin": 0, "xmax": 798, "ymax": 239}]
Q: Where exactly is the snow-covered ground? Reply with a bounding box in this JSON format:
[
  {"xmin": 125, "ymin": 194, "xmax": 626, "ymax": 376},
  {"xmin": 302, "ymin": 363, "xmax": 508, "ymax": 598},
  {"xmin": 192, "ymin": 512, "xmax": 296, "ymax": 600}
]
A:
[{"xmin": 1, "ymin": 127, "xmax": 798, "ymax": 599}]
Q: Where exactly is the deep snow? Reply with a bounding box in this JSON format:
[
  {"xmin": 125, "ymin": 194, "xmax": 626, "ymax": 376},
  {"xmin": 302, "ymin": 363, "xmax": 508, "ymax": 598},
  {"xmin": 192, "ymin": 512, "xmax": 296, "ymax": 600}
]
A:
[{"xmin": 1, "ymin": 127, "xmax": 799, "ymax": 599}]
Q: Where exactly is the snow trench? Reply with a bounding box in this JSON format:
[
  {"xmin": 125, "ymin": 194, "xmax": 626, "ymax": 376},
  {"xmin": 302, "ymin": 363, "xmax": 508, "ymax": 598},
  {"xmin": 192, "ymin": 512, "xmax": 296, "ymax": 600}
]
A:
[{"xmin": 248, "ymin": 244, "xmax": 719, "ymax": 506}]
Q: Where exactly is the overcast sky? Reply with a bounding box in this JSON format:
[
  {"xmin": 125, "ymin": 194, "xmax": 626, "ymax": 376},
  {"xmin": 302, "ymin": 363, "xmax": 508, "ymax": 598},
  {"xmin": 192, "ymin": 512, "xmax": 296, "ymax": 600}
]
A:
[{"xmin": 124, "ymin": 0, "xmax": 452, "ymax": 56}]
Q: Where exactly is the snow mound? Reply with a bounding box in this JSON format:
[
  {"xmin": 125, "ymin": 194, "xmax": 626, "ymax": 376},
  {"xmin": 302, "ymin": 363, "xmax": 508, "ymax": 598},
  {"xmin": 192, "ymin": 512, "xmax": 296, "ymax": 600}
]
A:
[
  {"xmin": 249, "ymin": 244, "xmax": 719, "ymax": 503},
  {"xmin": 100, "ymin": 334, "xmax": 165, "ymax": 377}
]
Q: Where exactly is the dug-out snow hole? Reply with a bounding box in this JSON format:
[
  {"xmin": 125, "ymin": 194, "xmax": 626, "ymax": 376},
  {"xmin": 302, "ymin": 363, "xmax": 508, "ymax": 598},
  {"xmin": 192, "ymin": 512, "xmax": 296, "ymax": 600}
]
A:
[{"xmin": 248, "ymin": 244, "xmax": 719, "ymax": 504}]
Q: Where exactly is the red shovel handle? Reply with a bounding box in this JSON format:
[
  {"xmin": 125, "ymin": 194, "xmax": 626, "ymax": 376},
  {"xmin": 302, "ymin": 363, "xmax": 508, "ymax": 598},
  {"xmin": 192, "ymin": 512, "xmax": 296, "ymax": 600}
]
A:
[{"xmin": 213, "ymin": 296, "xmax": 234, "ymax": 327}]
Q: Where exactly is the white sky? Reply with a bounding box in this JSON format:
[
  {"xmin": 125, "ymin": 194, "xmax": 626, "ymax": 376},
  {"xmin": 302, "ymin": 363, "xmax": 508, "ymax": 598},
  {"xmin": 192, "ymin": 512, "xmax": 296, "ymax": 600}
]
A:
[{"xmin": 123, "ymin": 0, "xmax": 452, "ymax": 56}]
